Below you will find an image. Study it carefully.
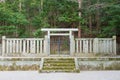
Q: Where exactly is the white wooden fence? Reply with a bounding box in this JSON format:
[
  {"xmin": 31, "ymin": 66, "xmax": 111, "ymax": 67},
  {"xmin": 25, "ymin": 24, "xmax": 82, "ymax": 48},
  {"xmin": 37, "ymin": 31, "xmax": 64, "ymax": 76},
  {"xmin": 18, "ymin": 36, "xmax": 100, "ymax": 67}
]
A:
[
  {"xmin": 2, "ymin": 36, "xmax": 45, "ymax": 56},
  {"xmin": 0, "ymin": 36, "xmax": 117, "ymax": 57},
  {"xmin": 75, "ymin": 36, "xmax": 116, "ymax": 54}
]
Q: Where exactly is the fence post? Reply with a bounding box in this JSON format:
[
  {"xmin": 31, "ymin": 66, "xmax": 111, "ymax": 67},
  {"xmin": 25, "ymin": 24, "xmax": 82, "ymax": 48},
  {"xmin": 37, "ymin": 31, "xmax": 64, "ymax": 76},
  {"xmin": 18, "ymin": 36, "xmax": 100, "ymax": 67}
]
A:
[
  {"xmin": 44, "ymin": 35, "xmax": 49, "ymax": 56},
  {"xmin": 113, "ymin": 36, "xmax": 116, "ymax": 55},
  {"xmin": 93, "ymin": 38, "xmax": 99, "ymax": 54},
  {"xmin": 2, "ymin": 36, "xmax": 6, "ymax": 56},
  {"xmin": 70, "ymin": 35, "xmax": 75, "ymax": 56}
]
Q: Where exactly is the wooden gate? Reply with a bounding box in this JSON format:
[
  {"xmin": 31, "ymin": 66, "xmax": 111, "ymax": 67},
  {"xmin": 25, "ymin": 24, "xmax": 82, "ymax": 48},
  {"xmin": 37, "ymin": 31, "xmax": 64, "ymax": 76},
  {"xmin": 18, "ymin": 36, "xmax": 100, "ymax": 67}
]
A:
[{"xmin": 50, "ymin": 36, "xmax": 70, "ymax": 55}]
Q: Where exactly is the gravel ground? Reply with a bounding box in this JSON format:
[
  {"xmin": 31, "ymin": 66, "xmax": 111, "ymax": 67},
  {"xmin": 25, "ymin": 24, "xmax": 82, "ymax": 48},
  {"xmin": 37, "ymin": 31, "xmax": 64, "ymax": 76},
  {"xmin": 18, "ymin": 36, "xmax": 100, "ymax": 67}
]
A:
[{"xmin": 0, "ymin": 71, "xmax": 120, "ymax": 80}]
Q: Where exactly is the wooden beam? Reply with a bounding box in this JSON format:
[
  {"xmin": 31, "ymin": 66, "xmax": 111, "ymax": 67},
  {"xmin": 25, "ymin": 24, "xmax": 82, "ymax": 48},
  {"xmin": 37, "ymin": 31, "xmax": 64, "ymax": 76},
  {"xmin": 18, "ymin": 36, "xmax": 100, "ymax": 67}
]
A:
[{"xmin": 41, "ymin": 28, "xmax": 78, "ymax": 31}]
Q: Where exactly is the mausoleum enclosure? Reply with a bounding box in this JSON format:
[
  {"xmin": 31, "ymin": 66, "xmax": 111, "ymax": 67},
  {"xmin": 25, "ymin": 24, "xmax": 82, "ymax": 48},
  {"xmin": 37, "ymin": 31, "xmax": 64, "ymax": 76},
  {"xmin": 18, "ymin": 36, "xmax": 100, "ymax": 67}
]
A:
[{"xmin": 0, "ymin": 28, "xmax": 116, "ymax": 57}]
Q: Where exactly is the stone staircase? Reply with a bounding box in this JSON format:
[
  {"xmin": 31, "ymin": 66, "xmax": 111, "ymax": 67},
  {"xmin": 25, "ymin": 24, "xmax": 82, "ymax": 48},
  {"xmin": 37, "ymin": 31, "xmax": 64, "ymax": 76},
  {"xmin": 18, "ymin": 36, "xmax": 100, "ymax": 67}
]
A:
[{"xmin": 39, "ymin": 58, "xmax": 80, "ymax": 73}]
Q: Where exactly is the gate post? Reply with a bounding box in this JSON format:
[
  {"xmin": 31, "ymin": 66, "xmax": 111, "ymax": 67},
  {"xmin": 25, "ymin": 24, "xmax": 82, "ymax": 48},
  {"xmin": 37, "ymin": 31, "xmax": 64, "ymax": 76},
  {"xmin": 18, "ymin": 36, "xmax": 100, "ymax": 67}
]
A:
[
  {"xmin": 2, "ymin": 36, "xmax": 6, "ymax": 56},
  {"xmin": 70, "ymin": 35, "xmax": 75, "ymax": 56},
  {"xmin": 93, "ymin": 38, "xmax": 99, "ymax": 54},
  {"xmin": 44, "ymin": 35, "xmax": 50, "ymax": 56}
]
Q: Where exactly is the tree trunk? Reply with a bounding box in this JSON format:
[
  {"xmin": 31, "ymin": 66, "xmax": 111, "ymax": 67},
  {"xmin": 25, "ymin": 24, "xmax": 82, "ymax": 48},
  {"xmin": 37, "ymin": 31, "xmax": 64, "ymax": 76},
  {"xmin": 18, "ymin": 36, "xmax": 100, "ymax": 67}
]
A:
[
  {"xmin": 78, "ymin": 0, "xmax": 82, "ymax": 38},
  {"xmin": 19, "ymin": 0, "xmax": 22, "ymax": 12},
  {"xmin": 41, "ymin": 0, "xmax": 43, "ymax": 11},
  {"xmin": 88, "ymin": 0, "xmax": 92, "ymax": 37},
  {"xmin": 96, "ymin": 9, "xmax": 100, "ymax": 32},
  {"xmin": 96, "ymin": 0, "xmax": 100, "ymax": 35}
]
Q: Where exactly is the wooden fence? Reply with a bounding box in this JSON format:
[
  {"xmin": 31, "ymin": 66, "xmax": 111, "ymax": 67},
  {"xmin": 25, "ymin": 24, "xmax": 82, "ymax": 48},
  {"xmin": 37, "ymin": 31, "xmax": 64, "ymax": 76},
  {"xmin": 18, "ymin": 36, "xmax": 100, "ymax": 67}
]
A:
[
  {"xmin": 2, "ymin": 36, "xmax": 45, "ymax": 56},
  {"xmin": 75, "ymin": 36, "xmax": 116, "ymax": 54},
  {"xmin": 0, "ymin": 36, "xmax": 117, "ymax": 57}
]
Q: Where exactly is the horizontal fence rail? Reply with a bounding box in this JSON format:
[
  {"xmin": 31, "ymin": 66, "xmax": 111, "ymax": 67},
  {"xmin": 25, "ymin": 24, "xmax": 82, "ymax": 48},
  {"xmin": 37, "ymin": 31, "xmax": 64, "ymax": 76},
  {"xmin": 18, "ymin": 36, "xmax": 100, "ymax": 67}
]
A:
[
  {"xmin": 2, "ymin": 36, "xmax": 45, "ymax": 56},
  {"xmin": 75, "ymin": 36, "xmax": 116, "ymax": 54}
]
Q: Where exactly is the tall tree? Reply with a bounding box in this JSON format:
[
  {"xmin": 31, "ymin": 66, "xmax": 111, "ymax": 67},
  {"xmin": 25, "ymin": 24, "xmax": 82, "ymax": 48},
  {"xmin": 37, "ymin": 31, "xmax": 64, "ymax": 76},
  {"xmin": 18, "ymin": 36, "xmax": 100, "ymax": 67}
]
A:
[{"xmin": 78, "ymin": 0, "xmax": 82, "ymax": 38}]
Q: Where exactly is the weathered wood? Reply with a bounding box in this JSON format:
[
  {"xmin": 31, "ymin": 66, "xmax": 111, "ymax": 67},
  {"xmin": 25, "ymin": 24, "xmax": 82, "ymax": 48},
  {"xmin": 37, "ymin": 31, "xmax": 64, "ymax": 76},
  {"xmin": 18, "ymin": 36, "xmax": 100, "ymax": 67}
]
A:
[
  {"xmin": 76, "ymin": 40, "xmax": 78, "ymax": 53},
  {"xmin": 2, "ymin": 35, "xmax": 117, "ymax": 56},
  {"xmin": 40, "ymin": 40, "xmax": 43, "ymax": 53},
  {"xmin": 113, "ymin": 36, "xmax": 116, "ymax": 55},
  {"xmin": 75, "ymin": 37, "xmax": 116, "ymax": 55},
  {"xmin": 41, "ymin": 28, "xmax": 78, "ymax": 31},
  {"xmin": 93, "ymin": 38, "xmax": 99, "ymax": 54},
  {"xmin": 89, "ymin": 39, "xmax": 92, "ymax": 53},
  {"xmin": 37, "ymin": 40, "xmax": 39, "ymax": 53},
  {"xmin": 19, "ymin": 40, "xmax": 22, "ymax": 53},
  {"xmin": 27, "ymin": 40, "xmax": 29, "ymax": 53},
  {"xmin": 23, "ymin": 39, "xmax": 26, "ymax": 54},
  {"xmin": 2, "ymin": 36, "xmax": 45, "ymax": 56},
  {"xmin": 2, "ymin": 36, "xmax": 6, "ymax": 56},
  {"xmin": 80, "ymin": 40, "xmax": 82, "ymax": 53}
]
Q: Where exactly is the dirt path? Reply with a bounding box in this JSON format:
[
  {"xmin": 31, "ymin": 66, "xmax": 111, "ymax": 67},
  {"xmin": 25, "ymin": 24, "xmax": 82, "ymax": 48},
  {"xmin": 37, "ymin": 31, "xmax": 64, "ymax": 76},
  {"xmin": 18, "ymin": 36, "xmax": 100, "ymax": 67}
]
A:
[{"xmin": 0, "ymin": 71, "xmax": 120, "ymax": 80}]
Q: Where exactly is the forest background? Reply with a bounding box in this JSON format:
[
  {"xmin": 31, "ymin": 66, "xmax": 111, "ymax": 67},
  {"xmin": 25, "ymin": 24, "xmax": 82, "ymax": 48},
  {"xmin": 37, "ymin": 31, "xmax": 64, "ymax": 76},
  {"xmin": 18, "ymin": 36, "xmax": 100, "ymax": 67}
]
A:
[{"xmin": 0, "ymin": 0, "xmax": 120, "ymax": 38}]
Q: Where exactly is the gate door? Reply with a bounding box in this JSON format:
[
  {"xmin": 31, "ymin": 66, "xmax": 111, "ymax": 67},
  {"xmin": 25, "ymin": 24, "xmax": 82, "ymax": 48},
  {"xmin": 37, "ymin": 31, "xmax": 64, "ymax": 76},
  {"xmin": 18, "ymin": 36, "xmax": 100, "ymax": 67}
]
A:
[{"xmin": 50, "ymin": 36, "xmax": 70, "ymax": 55}]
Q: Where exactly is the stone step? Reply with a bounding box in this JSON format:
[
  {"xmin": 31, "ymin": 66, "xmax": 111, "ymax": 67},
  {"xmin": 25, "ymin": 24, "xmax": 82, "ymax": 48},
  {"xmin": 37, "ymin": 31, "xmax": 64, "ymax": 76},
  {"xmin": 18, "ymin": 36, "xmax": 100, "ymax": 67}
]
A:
[
  {"xmin": 43, "ymin": 66, "xmax": 75, "ymax": 69},
  {"xmin": 39, "ymin": 58, "xmax": 80, "ymax": 73},
  {"xmin": 40, "ymin": 70, "xmax": 78, "ymax": 73},
  {"xmin": 43, "ymin": 63, "xmax": 75, "ymax": 66},
  {"xmin": 44, "ymin": 61, "xmax": 75, "ymax": 63},
  {"xmin": 44, "ymin": 58, "xmax": 74, "ymax": 61}
]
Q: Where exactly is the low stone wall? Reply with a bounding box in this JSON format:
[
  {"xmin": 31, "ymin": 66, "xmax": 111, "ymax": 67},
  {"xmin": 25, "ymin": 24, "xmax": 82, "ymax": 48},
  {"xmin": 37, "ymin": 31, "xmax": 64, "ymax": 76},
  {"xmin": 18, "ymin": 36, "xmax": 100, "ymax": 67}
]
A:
[
  {"xmin": 78, "ymin": 57, "xmax": 120, "ymax": 70},
  {"xmin": 0, "ymin": 58, "xmax": 41, "ymax": 71},
  {"xmin": 0, "ymin": 57, "xmax": 120, "ymax": 71}
]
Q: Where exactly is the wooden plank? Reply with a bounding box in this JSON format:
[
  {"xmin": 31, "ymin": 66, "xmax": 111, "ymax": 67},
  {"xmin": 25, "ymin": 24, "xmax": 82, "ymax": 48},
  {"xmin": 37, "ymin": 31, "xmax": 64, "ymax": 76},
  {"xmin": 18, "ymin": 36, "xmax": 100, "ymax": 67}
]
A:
[
  {"xmin": 80, "ymin": 40, "xmax": 82, "ymax": 53},
  {"xmin": 109, "ymin": 40, "xmax": 112, "ymax": 53},
  {"xmin": 76, "ymin": 40, "xmax": 78, "ymax": 53},
  {"xmin": 113, "ymin": 36, "xmax": 116, "ymax": 55},
  {"xmin": 86, "ymin": 40, "xmax": 88, "ymax": 53},
  {"xmin": 12, "ymin": 40, "xmax": 16, "ymax": 53},
  {"xmin": 50, "ymin": 33, "xmax": 69, "ymax": 36},
  {"xmin": 89, "ymin": 39, "xmax": 92, "ymax": 53},
  {"xmin": 41, "ymin": 28, "xmax": 78, "ymax": 31},
  {"xmin": 2, "ymin": 36, "xmax": 6, "ymax": 56},
  {"xmin": 99, "ymin": 40, "xmax": 102, "ymax": 53},
  {"xmin": 93, "ymin": 38, "xmax": 99, "ymax": 54},
  {"xmin": 6, "ymin": 40, "xmax": 9, "ymax": 54},
  {"xmin": 83, "ymin": 40, "xmax": 85, "ymax": 53},
  {"xmin": 103, "ymin": 40, "xmax": 106, "ymax": 53},
  {"xmin": 27, "ymin": 40, "xmax": 29, "ymax": 53},
  {"xmin": 19, "ymin": 40, "xmax": 22, "ymax": 53},
  {"xmin": 23, "ymin": 39, "xmax": 26, "ymax": 54},
  {"xmin": 106, "ymin": 40, "xmax": 109, "ymax": 54},
  {"xmin": 37, "ymin": 40, "xmax": 39, "ymax": 53},
  {"xmin": 40, "ymin": 40, "xmax": 43, "ymax": 53},
  {"xmin": 30, "ymin": 40, "xmax": 33, "ymax": 53},
  {"xmin": 16, "ymin": 40, "xmax": 19, "ymax": 53},
  {"xmin": 6, "ymin": 38, "xmax": 44, "ymax": 40},
  {"xmin": 9, "ymin": 40, "xmax": 12, "ymax": 53},
  {"xmin": 33, "ymin": 40, "xmax": 36, "ymax": 53}
]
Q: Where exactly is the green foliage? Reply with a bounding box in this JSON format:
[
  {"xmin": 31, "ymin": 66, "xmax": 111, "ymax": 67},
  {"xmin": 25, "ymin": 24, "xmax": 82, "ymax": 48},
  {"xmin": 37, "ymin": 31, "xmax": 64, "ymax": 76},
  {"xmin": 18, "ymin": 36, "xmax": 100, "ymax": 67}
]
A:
[
  {"xmin": 0, "ymin": 25, "xmax": 16, "ymax": 35},
  {"xmin": 32, "ymin": 13, "xmax": 50, "ymax": 28},
  {"xmin": 8, "ymin": 12, "xmax": 28, "ymax": 25},
  {"xmin": 33, "ymin": 29, "xmax": 43, "ymax": 37},
  {"xmin": 0, "ymin": 0, "xmax": 120, "ymax": 37}
]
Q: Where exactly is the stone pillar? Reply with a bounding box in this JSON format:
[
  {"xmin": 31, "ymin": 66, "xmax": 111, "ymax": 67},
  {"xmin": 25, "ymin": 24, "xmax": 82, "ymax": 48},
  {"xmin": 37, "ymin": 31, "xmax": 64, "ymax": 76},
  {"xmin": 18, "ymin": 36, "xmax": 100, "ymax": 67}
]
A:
[{"xmin": 70, "ymin": 35, "xmax": 75, "ymax": 56}]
